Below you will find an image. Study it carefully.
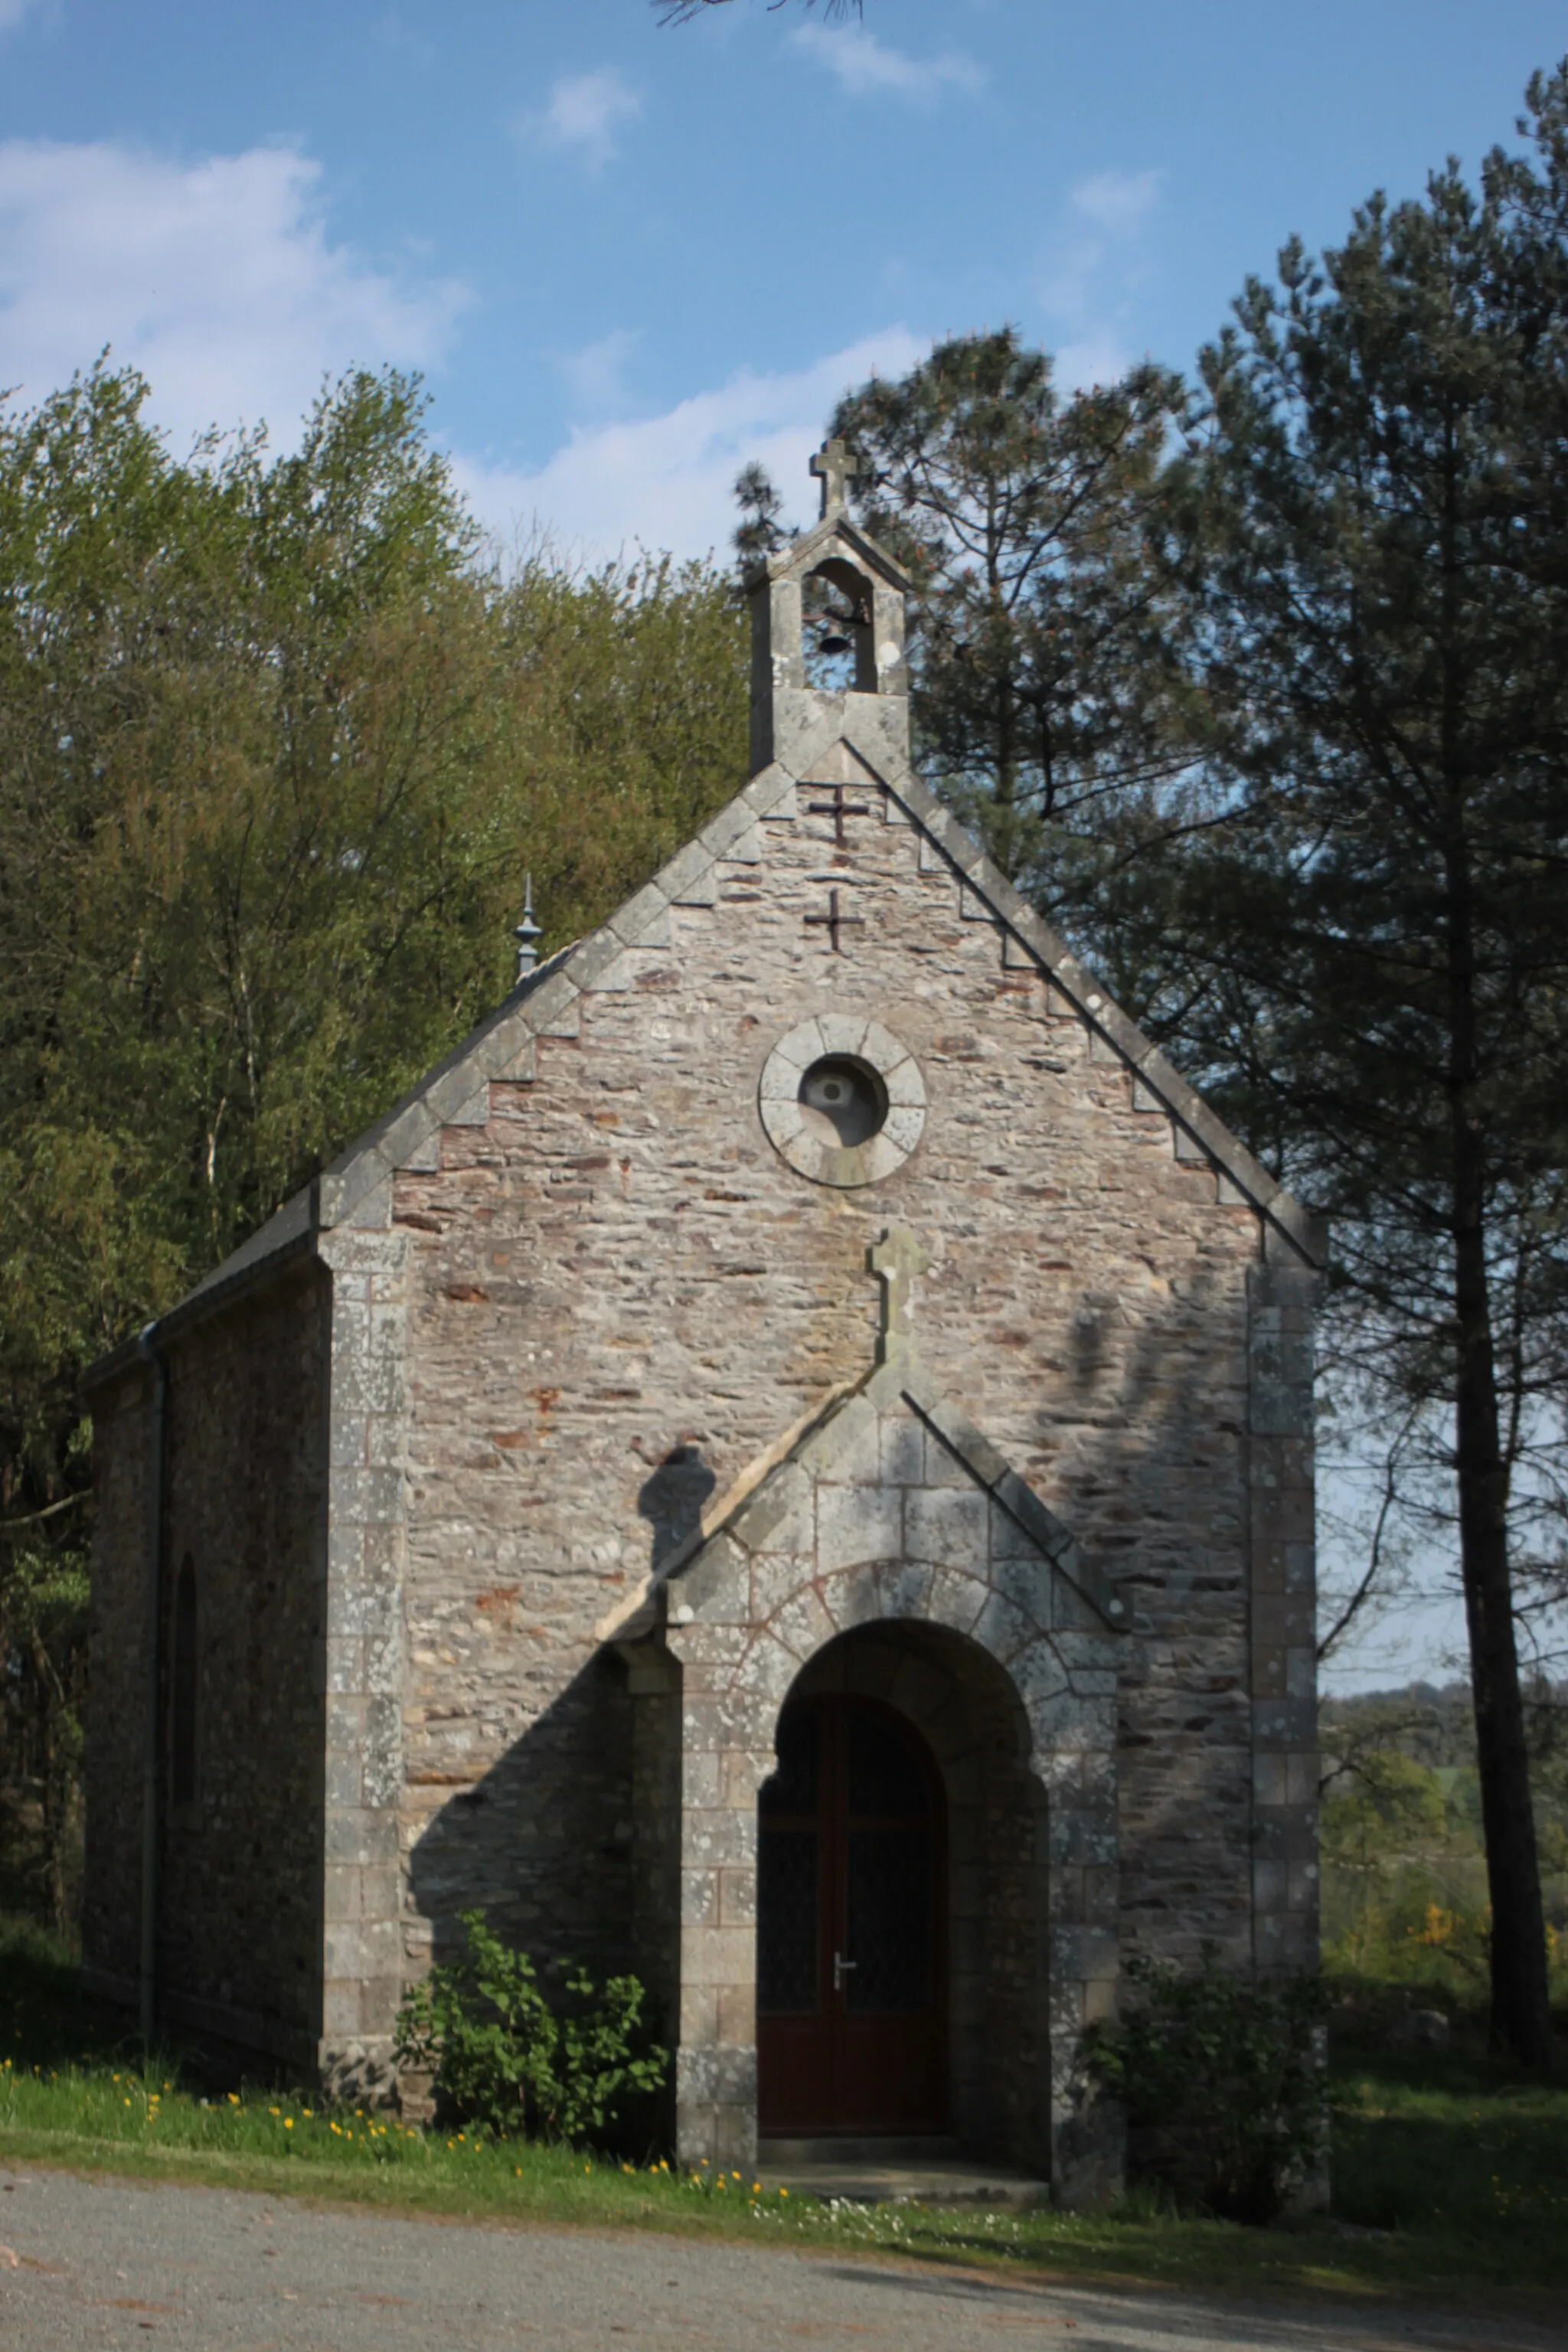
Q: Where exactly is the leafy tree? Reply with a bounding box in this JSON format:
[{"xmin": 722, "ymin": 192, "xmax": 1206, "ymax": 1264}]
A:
[
  {"xmin": 1322, "ymin": 1751, "xmax": 1451, "ymax": 1876},
  {"xmin": 0, "ymin": 1540, "xmax": 88, "ymax": 1932},
  {"xmin": 1158, "ymin": 66, "xmax": 1568, "ymax": 2070},
  {"xmin": 0, "ymin": 363, "xmax": 747, "ymax": 1919}
]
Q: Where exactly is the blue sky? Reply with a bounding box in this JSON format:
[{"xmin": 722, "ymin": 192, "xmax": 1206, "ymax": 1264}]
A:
[
  {"xmin": 1, "ymin": 0, "xmax": 1555, "ymax": 1689},
  {"xmin": 0, "ymin": 0, "xmax": 1563, "ymax": 565}
]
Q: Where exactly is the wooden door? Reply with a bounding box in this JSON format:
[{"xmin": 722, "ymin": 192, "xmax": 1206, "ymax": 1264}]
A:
[{"xmin": 756, "ymin": 1695, "xmax": 947, "ymax": 2135}]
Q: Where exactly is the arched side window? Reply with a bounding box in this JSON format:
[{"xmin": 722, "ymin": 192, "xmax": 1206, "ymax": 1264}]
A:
[{"xmin": 172, "ymin": 1554, "xmax": 198, "ymax": 1808}]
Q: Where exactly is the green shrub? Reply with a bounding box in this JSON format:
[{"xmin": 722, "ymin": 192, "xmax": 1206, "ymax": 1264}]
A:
[
  {"xmin": 1086, "ymin": 1947, "xmax": 1328, "ymax": 2223},
  {"xmin": 394, "ymin": 1909, "xmax": 666, "ymax": 2145}
]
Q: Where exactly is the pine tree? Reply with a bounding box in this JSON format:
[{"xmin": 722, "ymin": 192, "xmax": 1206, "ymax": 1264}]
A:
[
  {"xmin": 731, "ymin": 460, "xmax": 792, "ymax": 573},
  {"xmin": 1165, "ymin": 66, "xmax": 1568, "ymax": 2069},
  {"xmin": 823, "ymin": 331, "xmax": 1200, "ymax": 1011}
]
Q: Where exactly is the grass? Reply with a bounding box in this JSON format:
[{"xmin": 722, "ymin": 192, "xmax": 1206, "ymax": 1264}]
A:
[{"xmin": 2, "ymin": 1919, "xmax": 1565, "ymax": 2319}]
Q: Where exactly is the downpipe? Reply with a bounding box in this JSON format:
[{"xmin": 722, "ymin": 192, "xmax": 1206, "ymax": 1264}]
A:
[{"xmin": 136, "ymin": 1323, "xmax": 167, "ymax": 2050}]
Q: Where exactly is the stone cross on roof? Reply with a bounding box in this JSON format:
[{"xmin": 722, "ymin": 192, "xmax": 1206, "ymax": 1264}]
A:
[
  {"xmin": 870, "ymin": 1225, "xmax": 929, "ymax": 1368},
  {"xmin": 809, "ymin": 436, "xmax": 857, "ymax": 520}
]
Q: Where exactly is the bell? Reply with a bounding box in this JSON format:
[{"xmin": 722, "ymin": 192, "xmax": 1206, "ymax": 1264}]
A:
[{"xmin": 817, "ymin": 631, "xmax": 853, "ymax": 657}]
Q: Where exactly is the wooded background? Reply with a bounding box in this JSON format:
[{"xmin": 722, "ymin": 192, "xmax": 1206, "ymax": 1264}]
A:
[{"xmin": 4, "ymin": 59, "xmax": 1566, "ymax": 2073}]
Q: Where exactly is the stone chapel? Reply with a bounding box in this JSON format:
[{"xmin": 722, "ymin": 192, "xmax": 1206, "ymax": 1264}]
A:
[{"xmin": 82, "ymin": 442, "xmax": 1323, "ymax": 2203}]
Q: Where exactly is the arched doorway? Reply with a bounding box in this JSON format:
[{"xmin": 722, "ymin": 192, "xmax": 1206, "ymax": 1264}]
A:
[{"xmin": 756, "ymin": 1692, "xmax": 947, "ymax": 2135}]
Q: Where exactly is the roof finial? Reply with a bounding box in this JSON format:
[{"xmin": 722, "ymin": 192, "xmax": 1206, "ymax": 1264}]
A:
[
  {"xmin": 809, "ymin": 436, "xmax": 856, "ymax": 521},
  {"xmin": 514, "ymin": 873, "xmax": 542, "ymax": 982}
]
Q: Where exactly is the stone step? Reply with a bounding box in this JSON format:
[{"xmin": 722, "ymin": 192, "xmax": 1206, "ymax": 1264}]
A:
[{"xmin": 756, "ymin": 2138, "xmax": 1049, "ymax": 2208}]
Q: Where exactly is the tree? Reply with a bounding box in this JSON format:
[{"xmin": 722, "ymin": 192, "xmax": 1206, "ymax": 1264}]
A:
[
  {"xmin": 0, "ymin": 361, "xmax": 748, "ymax": 1920},
  {"xmin": 819, "ymin": 332, "xmax": 1203, "ymax": 1014},
  {"xmin": 732, "ymin": 459, "xmax": 791, "ymax": 571},
  {"xmin": 1159, "ymin": 65, "xmax": 1568, "ymax": 2069},
  {"xmin": 657, "ymin": 0, "xmax": 859, "ymax": 23}
]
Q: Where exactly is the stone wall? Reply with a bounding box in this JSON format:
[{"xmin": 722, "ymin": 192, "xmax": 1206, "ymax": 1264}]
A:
[
  {"xmin": 83, "ymin": 699, "xmax": 1318, "ymax": 2165},
  {"xmin": 318, "ymin": 1221, "xmax": 414, "ymax": 2099},
  {"xmin": 1247, "ymin": 1257, "xmax": 1320, "ymax": 1976},
  {"xmin": 85, "ymin": 1265, "xmax": 331, "ymax": 2066},
  {"xmin": 82, "ymin": 1371, "xmax": 156, "ymax": 2007},
  {"xmin": 390, "ymin": 770, "xmax": 1269, "ymax": 2048},
  {"xmin": 655, "ymin": 1368, "xmax": 1122, "ymax": 2197}
]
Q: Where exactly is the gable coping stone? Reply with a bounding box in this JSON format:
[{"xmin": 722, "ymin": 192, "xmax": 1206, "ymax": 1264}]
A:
[
  {"xmin": 662, "ymin": 1360, "xmax": 1127, "ymax": 1638},
  {"xmin": 877, "ymin": 761, "xmax": 1326, "ymax": 1267},
  {"xmin": 99, "ymin": 730, "xmax": 1325, "ymax": 1380},
  {"xmin": 747, "ymin": 511, "xmax": 913, "ymax": 596}
]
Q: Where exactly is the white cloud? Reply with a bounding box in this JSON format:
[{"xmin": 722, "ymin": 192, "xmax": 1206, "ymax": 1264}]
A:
[
  {"xmin": 451, "ymin": 328, "xmax": 926, "ymax": 567},
  {"xmin": 525, "ymin": 69, "xmax": 642, "ymax": 171},
  {"xmin": 1053, "ymin": 332, "xmax": 1135, "ymax": 394},
  {"xmin": 557, "ymin": 328, "xmax": 642, "ymax": 414},
  {"xmin": 0, "ymin": 139, "xmax": 469, "ymax": 452},
  {"xmin": 1037, "ymin": 168, "xmax": 1165, "ymax": 389},
  {"xmin": 1070, "ymin": 168, "xmax": 1161, "ymax": 235},
  {"xmin": 790, "ymin": 24, "xmax": 984, "ymax": 104}
]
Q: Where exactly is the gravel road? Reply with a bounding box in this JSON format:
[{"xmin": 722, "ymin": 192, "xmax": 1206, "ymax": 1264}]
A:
[{"xmin": 0, "ymin": 2165, "xmax": 1558, "ymax": 2352}]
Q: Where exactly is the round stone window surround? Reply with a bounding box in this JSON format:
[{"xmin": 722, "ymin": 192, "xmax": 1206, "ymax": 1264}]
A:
[{"xmin": 758, "ymin": 1014, "xmax": 927, "ymax": 1187}]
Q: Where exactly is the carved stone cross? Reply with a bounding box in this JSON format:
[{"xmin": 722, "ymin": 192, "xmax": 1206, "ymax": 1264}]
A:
[
  {"xmin": 804, "ymin": 887, "xmax": 865, "ymax": 956},
  {"xmin": 806, "ymin": 781, "xmax": 871, "ymax": 845},
  {"xmin": 870, "ymin": 1226, "xmax": 929, "ymax": 1367},
  {"xmin": 810, "ymin": 436, "xmax": 857, "ymax": 519}
]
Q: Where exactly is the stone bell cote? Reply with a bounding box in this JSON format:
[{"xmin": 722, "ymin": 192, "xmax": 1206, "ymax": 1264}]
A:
[{"xmin": 746, "ymin": 436, "xmax": 913, "ymax": 777}]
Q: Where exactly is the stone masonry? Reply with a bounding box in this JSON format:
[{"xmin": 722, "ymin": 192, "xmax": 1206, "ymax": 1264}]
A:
[{"xmin": 83, "ymin": 442, "xmax": 1322, "ymax": 2203}]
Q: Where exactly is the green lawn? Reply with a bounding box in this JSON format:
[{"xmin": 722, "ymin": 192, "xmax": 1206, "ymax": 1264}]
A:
[{"xmin": 2, "ymin": 1921, "xmax": 1564, "ymax": 2319}]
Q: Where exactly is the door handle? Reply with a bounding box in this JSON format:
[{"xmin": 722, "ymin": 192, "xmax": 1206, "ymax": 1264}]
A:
[{"xmin": 833, "ymin": 1951, "xmax": 857, "ymax": 1993}]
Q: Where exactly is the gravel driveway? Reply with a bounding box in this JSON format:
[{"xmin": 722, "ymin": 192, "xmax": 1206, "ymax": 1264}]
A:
[{"xmin": 0, "ymin": 2165, "xmax": 1557, "ymax": 2352}]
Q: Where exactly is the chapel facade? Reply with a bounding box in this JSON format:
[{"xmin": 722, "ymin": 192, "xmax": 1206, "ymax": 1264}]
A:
[{"xmin": 82, "ymin": 445, "xmax": 1322, "ymax": 2203}]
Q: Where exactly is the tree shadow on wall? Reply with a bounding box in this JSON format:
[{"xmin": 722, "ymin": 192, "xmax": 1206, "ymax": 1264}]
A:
[
  {"xmin": 405, "ymin": 1446, "xmax": 720, "ymax": 2147},
  {"xmin": 407, "ymin": 1647, "xmax": 638, "ymax": 1983}
]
